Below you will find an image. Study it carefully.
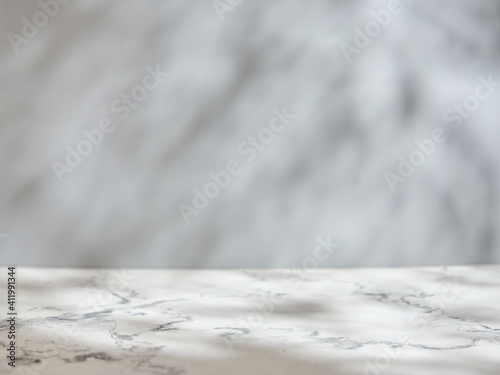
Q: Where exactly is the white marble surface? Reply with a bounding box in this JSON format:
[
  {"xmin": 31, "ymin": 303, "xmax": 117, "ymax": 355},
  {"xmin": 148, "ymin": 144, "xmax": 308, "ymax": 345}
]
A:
[{"xmin": 1, "ymin": 265, "xmax": 500, "ymax": 374}]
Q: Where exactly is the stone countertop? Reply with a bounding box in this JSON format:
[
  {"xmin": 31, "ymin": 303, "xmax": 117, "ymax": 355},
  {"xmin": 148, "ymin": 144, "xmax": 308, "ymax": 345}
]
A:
[{"xmin": 1, "ymin": 265, "xmax": 499, "ymax": 374}]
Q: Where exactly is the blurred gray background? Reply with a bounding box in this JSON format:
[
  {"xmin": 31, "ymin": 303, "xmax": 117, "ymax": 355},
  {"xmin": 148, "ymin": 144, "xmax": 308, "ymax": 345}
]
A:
[{"xmin": 0, "ymin": 0, "xmax": 499, "ymax": 268}]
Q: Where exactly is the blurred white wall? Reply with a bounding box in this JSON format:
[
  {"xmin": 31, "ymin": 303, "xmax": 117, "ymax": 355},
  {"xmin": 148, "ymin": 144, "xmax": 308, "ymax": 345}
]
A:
[{"xmin": 0, "ymin": 0, "xmax": 499, "ymax": 268}]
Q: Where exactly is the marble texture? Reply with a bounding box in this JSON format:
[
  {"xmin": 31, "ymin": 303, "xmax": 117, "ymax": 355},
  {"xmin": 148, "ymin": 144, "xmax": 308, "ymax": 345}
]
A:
[
  {"xmin": 2, "ymin": 1, "xmax": 500, "ymax": 268},
  {"xmin": 1, "ymin": 265, "xmax": 499, "ymax": 374}
]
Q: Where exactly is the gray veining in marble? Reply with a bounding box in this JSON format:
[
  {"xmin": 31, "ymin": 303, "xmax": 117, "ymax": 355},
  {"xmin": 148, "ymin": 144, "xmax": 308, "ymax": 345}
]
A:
[{"xmin": 1, "ymin": 265, "xmax": 499, "ymax": 374}]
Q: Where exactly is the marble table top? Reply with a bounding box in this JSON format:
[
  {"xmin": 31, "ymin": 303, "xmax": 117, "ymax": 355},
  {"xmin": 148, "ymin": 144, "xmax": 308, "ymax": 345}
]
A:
[{"xmin": 1, "ymin": 265, "xmax": 499, "ymax": 374}]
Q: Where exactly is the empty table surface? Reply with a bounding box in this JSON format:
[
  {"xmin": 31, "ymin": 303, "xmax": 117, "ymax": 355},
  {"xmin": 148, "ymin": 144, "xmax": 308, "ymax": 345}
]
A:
[{"xmin": 1, "ymin": 265, "xmax": 499, "ymax": 374}]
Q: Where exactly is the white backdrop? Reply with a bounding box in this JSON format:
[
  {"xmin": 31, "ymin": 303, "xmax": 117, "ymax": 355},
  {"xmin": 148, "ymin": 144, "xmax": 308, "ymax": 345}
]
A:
[{"xmin": 1, "ymin": 0, "xmax": 499, "ymax": 268}]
